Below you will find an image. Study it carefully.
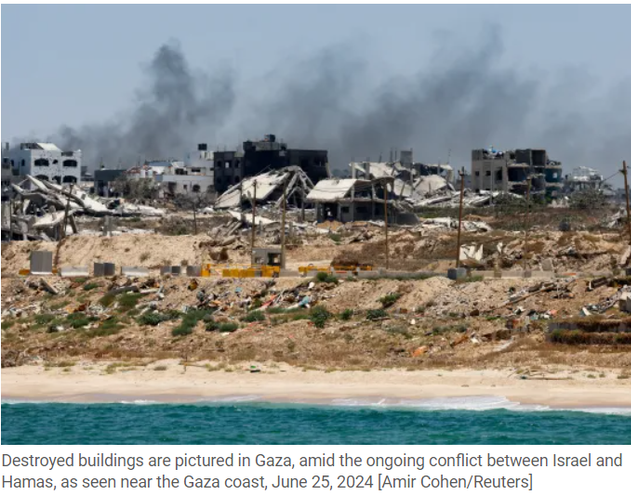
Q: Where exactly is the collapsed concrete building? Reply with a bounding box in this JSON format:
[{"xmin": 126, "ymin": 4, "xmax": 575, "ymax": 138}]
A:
[
  {"xmin": 214, "ymin": 166, "xmax": 314, "ymax": 210},
  {"xmin": 564, "ymin": 166, "xmax": 606, "ymax": 194},
  {"xmin": 2, "ymin": 175, "xmax": 164, "ymax": 241},
  {"xmin": 306, "ymin": 177, "xmax": 398, "ymax": 223},
  {"xmin": 471, "ymin": 147, "xmax": 563, "ymax": 197}
]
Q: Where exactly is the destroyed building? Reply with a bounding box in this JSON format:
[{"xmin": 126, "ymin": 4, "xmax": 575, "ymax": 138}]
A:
[
  {"xmin": 471, "ymin": 147, "xmax": 563, "ymax": 197},
  {"xmin": 6, "ymin": 142, "xmax": 82, "ymax": 186},
  {"xmin": 305, "ymin": 176, "xmax": 414, "ymax": 224},
  {"xmin": 94, "ymin": 168, "xmax": 126, "ymax": 197},
  {"xmin": 564, "ymin": 166, "xmax": 606, "ymax": 193},
  {"xmin": 214, "ymin": 166, "xmax": 314, "ymax": 210},
  {"xmin": 213, "ymin": 134, "xmax": 329, "ymax": 194}
]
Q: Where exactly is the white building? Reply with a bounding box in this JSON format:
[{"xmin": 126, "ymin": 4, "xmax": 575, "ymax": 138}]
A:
[
  {"xmin": 154, "ymin": 144, "xmax": 215, "ymax": 196},
  {"xmin": 8, "ymin": 143, "xmax": 82, "ymax": 185}
]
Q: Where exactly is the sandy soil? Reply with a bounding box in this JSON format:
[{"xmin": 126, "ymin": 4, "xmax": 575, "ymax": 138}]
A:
[{"xmin": 3, "ymin": 361, "xmax": 630, "ymax": 409}]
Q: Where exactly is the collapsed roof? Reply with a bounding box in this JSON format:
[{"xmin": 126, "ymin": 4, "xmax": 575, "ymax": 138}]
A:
[{"xmin": 215, "ymin": 166, "xmax": 314, "ymax": 209}]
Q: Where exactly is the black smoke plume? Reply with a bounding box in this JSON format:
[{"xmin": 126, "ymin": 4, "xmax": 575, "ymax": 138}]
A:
[{"xmin": 56, "ymin": 41, "xmax": 235, "ymax": 168}]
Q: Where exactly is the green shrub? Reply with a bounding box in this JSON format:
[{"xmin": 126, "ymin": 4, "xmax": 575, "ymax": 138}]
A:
[
  {"xmin": 83, "ymin": 282, "xmax": 100, "ymax": 291},
  {"xmin": 340, "ymin": 309, "xmax": 354, "ymax": 321},
  {"xmin": 34, "ymin": 313, "xmax": 57, "ymax": 326},
  {"xmin": 314, "ymin": 271, "xmax": 338, "ymax": 284},
  {"xmin": 119, "ymin": 293, "xmax": 145, "ymax": 311},
  {"xmin": 2, "ymin": 318, "xmax": 16, "ymax": 329},
  {"xmin": 310, "ymin": 305, "xmax": 331, "ymax": 329},
  {"xmin": 171, "ymin": 309, "xmax": 214, "ymax": 337},
  {"xmin": 218, "ymin": 322, "xmax": 239, "ymax": 333},
  {"xmin": 329, "ymin": 233, "xmax": 342, "ymax": 243},
  {"xmin": 85, "ymin": 317, "xmax": 123, "ymax": 337},
  {"xmin": 137, "ymin": 312, "xmax": 169, "ymax": 326},
  {"xmin": 250, "ymin": 299, "xmax": 263, "ymax": 310},
  {"xmin": 267, "ymin": 307, "xmax": 303, "ymax": 314},
  {"xmin": 205, "ymin": 319, "xmax": 220, "ymax": 332},
  {"xmin": 379, "ymin": 292, "xmax": 401, "ymax": 308},
  {"xmin": 242, "ymin": 310, "xmax": 265, "ymax": 323},
  {"xmin": 98, "ymin": 293, "xmax": 116, "ymax": 308},
  {"xmin": 65, "ymin": 313, "xmax": 97, "ymax": 329},
  {"xmin": 366, "ymin": 309, "xmax": 388, "ymax": 321},
  {"xmin": 385, "ymin": 325, "xmax": 411, "ymax": 338}
]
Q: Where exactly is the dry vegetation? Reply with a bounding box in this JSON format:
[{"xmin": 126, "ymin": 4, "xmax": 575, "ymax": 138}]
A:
[{"xmin": 2, "ymin": 207, "xmax": 631, "ymax": 377}]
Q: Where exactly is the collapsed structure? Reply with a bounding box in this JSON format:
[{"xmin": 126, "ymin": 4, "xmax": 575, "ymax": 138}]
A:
[
  {"xmin": 471, "ymin": 147, "xmax": 563, "ymax": 197},
  {"xmin": 212, "ymin": 134, "xmax": 329, "ymax": 194},
  {"xmin": 1, "ymin": 175, "xmax": 164, "ymax": 241},
  {"xmin": 564, "ymin": 166, "xmax": 606, "ymax": 194},
  {"xmin": 214, "ymin": 166, "xmax": 314, "ymax": 210}
]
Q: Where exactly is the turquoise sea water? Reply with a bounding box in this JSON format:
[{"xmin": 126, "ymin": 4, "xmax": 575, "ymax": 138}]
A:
[{"xmin": 3, "ymin": 397, "xmax": 630, "ymax": 444}]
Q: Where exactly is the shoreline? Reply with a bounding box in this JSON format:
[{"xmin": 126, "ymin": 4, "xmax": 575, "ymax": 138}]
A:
[{"xmin": 2, "ymin": 360, "xmax": 631, "ymax": 410}]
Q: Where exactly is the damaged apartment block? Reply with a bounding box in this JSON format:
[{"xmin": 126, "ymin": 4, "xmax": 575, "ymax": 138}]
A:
[{"xmin": 471, "ymin": 148, "xmax": 563, "ymax": 198}]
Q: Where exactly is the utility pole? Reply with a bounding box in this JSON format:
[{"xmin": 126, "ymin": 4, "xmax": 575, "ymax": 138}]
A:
[
  {"xmin": 280, "ymin": 178, "xmax": 287, "ymax": 269},
  {"xmin": 8, "ymin": 197, "xmax": 13, "ymax": 244},
  {"xmin": 622, "ymin": 161, "xmax": 631, "ymax": 246},
  {"xmin": 384, "ymin": 179, "xmax": 390, "ymax": 270},
  {"xmin": 192, "ymin": 197, "xmax": 199, "ymax": 235},
  {"xmin": 455, "ymin": 168, "xmax": 466, "ymax": 268},
  {"xmin": 250, "ymin": 180, "xmax": 257, "ymax": 259},
  {"xmin": 61, "ymin": 184, "xmax": 74, "ymax": 240},
  {"xmin": 522, "ymin": 176, "xmax": 532, "ymax": 272}
]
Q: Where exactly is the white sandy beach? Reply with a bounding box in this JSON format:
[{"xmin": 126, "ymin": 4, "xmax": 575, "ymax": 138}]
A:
[{"xmin": 2, "ymin": 360, "xmax": 630, "ymax": 409}]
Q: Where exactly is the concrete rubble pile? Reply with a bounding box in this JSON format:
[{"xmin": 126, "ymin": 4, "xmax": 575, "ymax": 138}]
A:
[
  {"xmin": 214, "ymin": 166, "xmax": 315, "ymax": 210},
  {"xmin": 2, "ymin": 175, "xmax": 165, "ymax": 241},
  {"xmin": 413, "ymin": 217, "xmax": 492, "ymax": 233}
]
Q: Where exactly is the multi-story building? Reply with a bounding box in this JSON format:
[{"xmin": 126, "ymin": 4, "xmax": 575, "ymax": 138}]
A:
[
  {"xmin": 7, "ymin": 142, "xmax": 82, "ymax": 185},
  {"xmin": 212, "ymin": 134, "xmax": 329, "ymax": 194},
  {"xmin": 2, "ymin": 142, "xmax": 16, "ymax": 201},
  {"xmin": 471, "ymin": 147, "xmax": 562, "ymax": 197}
]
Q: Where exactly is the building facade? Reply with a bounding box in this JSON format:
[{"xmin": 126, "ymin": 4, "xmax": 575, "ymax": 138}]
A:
[
  {"xmin": 7, "ymin": 143, "xmax": 82, "ymax": 185},
  {"xmin": 213, "ymin": 135, "xmax": 328, "ymax": 194},
  {"xmin": 471, "ymin": 148, "xmax": 562, "ymax": 197}
]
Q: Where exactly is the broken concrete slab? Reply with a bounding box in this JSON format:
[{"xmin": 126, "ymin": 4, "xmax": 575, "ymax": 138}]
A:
[
  {"xmin": 59, "ymin": 266, "xmax": 90, "ymax": 278},
  {"xmin": 121, "ymin": 266, "xmax": 150, "ymax": 277}
]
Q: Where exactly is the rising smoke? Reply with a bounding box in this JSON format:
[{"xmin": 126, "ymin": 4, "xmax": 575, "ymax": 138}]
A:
[
  {"xmin": 55, "ymin": 41, "xmax": 235, "ymax": 168},
  {"xmin": 50, "ymin": 30, "xmax": 629, "ymax": 176}
]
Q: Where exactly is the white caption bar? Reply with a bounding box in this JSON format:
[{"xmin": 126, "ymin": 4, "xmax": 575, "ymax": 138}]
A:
[{"xmin": 0, "ymin": 446, "xmax": 628, "ymax": 494}]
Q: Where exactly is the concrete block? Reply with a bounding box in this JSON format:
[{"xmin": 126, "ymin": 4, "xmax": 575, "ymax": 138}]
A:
[
  {"xmin": 160, "ymin": 266, "xmax": 172, "ymax": 276},
  {"xmin": 102, "ymin": 263, "xmax": 116, "ymax": 277},
  {"xmin": 541, "ymin": 258, "xmax": 554, "ymax": 272},
  {"xmin": 186, "ymin": 265, "xmax": 202, "ymax": 277},
  {"xmin": 94, "ymin": 262, "xmax": 116, "ymax": 277},
  {"xmin": 171, "ymin": 266, "xmax": 182, "ymax": 276},
  {"xmin": 447, "ymin": 268, "xmax": 467, "ymax": 281},
  {"xmin": 94, "ymin": 262, "xmax": 105, "ymax": 277},
  {"xmin": 619, "ymin": 293, "xmax": 631, "ymax": 313},
  {"xmin": 30, "ymin": 251, "xmax": 53, "ymax": 275},
  {"xmin": 59, "ymin": 266, "xmax": 89, "ymax": 278},
  {"xmin": 121, "ymin": 266, "xmax": 150, "ymax": 277}
]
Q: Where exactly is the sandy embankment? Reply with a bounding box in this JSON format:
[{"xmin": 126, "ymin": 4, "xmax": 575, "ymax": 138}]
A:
[{"xmin": 2, "ymin": 361, "xmax": 630, "ymax": 409}]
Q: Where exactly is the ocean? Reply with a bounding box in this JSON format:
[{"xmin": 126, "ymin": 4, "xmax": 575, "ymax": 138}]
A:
[{"xmin": 2, "ymin": 396, "xmax": 630, "ymax": 445}]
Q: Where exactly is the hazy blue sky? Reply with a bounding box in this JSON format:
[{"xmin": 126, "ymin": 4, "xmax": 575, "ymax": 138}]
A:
[{"xmin": 2, "ymin": 5, "xmax": 630, "ymax": 175}]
